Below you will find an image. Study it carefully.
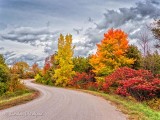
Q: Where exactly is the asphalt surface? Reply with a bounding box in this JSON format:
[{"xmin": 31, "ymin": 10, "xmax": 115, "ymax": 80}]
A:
[{"xmin": 0, "ymin": 80, "xmax": 127, "ymax": 120}]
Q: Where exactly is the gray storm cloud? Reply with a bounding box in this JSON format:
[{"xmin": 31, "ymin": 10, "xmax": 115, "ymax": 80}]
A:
[
  {"xmin": 96, "ymin": 0, "xmax": 160, "ymax": 30},
  {"xmin": 0, "ymin": 0, "xmax": 159, "ymax": 66},
  {"xmin": 82, "ymin": 0, "xmax": 160, "ymax": 56},
  {"xmin": 0, "ymin": 27, "xmax": 59, "ymax": 45}
]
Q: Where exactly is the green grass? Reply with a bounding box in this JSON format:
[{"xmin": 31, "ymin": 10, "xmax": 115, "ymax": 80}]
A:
[
  {"xmin": 81, "ymin": 90, "xmax": 160, "ymax": 120},
  {"xmin": 0, "ymin": 89, "xmax": 39, "ymax": 110}
]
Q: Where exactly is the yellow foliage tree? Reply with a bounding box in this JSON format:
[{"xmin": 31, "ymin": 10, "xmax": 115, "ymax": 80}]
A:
[
  {"xmin": 54, "ymin": 34, "xmax": 75, "ymax": 86},
  {"xmin": 11, "ymin": 61, "xmax": 29, "ymax": 78},
  {"xmin": 89, "ymin": 29, "xmax": 134, "ymax": 76}
]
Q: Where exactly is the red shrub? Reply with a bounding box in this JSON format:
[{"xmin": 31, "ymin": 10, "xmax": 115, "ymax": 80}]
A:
[
  {"xmin": 116, "ymin": 77, "xmax": 144, "ymax": 97},
  {"xmin": 135, "ymin": 69, "xmax": 154, "ymax": 81},
  {"xmin": 152, "ymin": 78, "xmax": 160, "ymax": 98},
  {"xmin": 87, "ymin": 82, "xmax": 98, "ymax": 91},
  {"xmin": 116, "ymin": 77, "xmax": 159, "ymax": 101},
  {"xmin": 103, "ymin": 67, "xmax": 160, "ymax": 101},
  {"xmin": 116, "ymin": 87, "xmax": 129, "ymax": 97},
  {"xmin": 104, "ymin": 67, "xmax": 136, "ymax": 90},
  {"xmin": 69, "ymin": 72, "xmax": 96, "ymax": 89},
  {"xmin": 128, "ymin": 83, "xmax": 157, "ymax": 101},
  {"xmin": 104, "ymin": 67, "xmax": 154, "ymax": 91},
  {"xmin": 155, "ymin": 74, "xmax": 160, "ymax": 78}
]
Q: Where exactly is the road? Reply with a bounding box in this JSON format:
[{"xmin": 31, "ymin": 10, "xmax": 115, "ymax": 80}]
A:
[{"xmin": 0, "ymin": 80, "xmax": 127, "ymax": 120}]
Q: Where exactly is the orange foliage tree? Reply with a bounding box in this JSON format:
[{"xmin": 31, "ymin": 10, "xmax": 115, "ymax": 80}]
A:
[
  {"xmin": 31, "ymin": 63, "xmax": 40, "ymax": 76},
  {"xmin": 89, "ymin": 28, "xmax": 134, "ymax": 76}
]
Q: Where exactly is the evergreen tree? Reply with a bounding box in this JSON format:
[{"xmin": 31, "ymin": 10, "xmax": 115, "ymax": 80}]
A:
[
  {"xmin": 151, "ymin": 19, "xmax": 160, "ymax": 48},
  {"xmin": 73, "ymin": 57, "xmax": 92, "ymax": 73},
  {"xmin": 126, "ymin": 45, "xmax": 142, "ymax": 69}
]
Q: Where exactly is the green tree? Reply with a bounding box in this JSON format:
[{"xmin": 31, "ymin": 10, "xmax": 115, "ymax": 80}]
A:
[
  {"xmin": 0, "ymin": 54, "xmax": 6, "ymax": 66},
  {"xmin": 0, "ymin": 54, "xmax": 10, "ymax": 83},
  {"xmin": 151, "ymin": 19, "xmax": 160, "ymax": 48},
  {"xmin": 54, "ymin": 34, "xmax": 75, "ymax": 86},
  {"xmin": 0, "ymin": 64, "xmax": 10, "ymax": 83},
  {"xmin": 126, "ymin": 45, "xmax": 142, "ymax": 69},
  {"xmin": 73, "ymin": 57, "xmax": 92, "ymax": 73},
  {"xmin": 0, "ymin": 55, "xmax": 10, "ymax": 95},
  {"xmin": 143, "ymin": 51, "xmax": 160, "ymax": 74}
]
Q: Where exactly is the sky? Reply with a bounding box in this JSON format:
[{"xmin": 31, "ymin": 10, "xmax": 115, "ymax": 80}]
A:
[{"xmin": 0, "ymin": 0, "xmax": 160, "ymax": 67}]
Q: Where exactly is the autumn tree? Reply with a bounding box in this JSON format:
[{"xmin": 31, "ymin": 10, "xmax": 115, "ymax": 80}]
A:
[
  {"xmin": 11, "ymin": 61, "xmax": 29, "ymax": 78},
  {"xmin": 43, "ymin": 53, "xmax": 58, "ymax": 74},
  {"xmin": 43, "ymin": 57, "xmax": 51, "ymax": 75},
  {"xmin": 43, "ymin": 53, "xmax": 57, "ymax": 85},
  {"xmin": 89, "ymin": 29, "xmax": 134, "ymax": 76},
  {"xmin": 54, "ymin": 34, "xmax": 75, "ymax": 86},
  {"xmin": 32, "ymin": 63, "xmax": 40, "ymax": 75}
]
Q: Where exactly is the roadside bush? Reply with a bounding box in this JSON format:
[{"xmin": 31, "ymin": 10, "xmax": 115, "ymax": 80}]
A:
[
  {"xmin": 43, "ymin": 71, "xmax": 54, "ymax": 85},
  {"xmin": 0, "ymin": 61, "xmax": 10, "ymax": 95},
  {"xmin": 0, "ymin": 82, "xmax": 8, "ymax": 96},
  {"xmin": 103, "ymin": 67, "xmax": 154, "ymax": 91},
  {"xmin": 23, "ymin": 72, "xmax": 35, "ymax": 79},
  {"xmin": 87, "ymin": 82, "xmax": 98, "ymax": 91},
  {"xmin": 35, "ymin": 72, "xmax": 54, "ymax": 86},
  {"xmin": 1, "ymin": 89, "xmax": 30, "ymax": 99},
  {"xmin": 116, "ymin": 78, "xmax": 160, "ymax": 101},
  {"xmin": 0, "ymin": 64, "xmax": 10, "ymax": 83},
  {"xmin": 152, "ymin": 78, "xmax": 160, "ymax": 98},
  {"xmin": 35, "ymin": 74, "xmax": 43, "ymax": 83},
  {"xmin": 103, "ymin": 67, "xmax": 160, "ymax": 101},
  {"xmin": 69, "ymin": 72, "xmax": 96, "ymax": 89},
  {"xmin": 8, "ymin": 74, "xmax": 25, "ymax": 92},
  {"xmin": 128, "ymin": 83, "xmax": 158, "ymax": 101},
  {"xmin": 95, "ymin": 77, "xmax": 105, "ymax": 91}
]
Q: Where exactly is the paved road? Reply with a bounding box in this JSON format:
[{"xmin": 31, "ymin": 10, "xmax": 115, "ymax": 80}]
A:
[{"xmin": 0, "ymin": 80, "xmax": 126, "ymax": 120}]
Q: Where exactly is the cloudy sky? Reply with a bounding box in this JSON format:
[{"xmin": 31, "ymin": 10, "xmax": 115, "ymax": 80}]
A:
[{"xmin": 0, "ymin": 0, "xmax": 160, "ymax": 66}]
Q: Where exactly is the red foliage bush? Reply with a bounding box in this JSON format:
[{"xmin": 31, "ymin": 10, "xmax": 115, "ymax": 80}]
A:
[
  {"xmin": 155, "ymin": 74, "xmax": 160, "ymax": 79},
  {"xmin": 69, "ymin": 72, "xmax": 96, "ymax": 89},
  {"xmin": 128, "ymin": 83, "xmax": 157, "ymax": 101},
  {"xmin": 103, "ymin": 67, "xmax": 160, "ymax": 101},
  {"xmin": 116, "ymin": 78, "xmax": 144, "ymax": 97},
  {"xmin": 116, "ymin": 77, "xmax": 160, "ymax": 101},
  {"xmin": 152, "ymin": 78, "xmax": 160, "ymax": 98},
  {"xmin": 104, "ymin": 67, "xmax": 154, "ymax": 90},
  {"xmin": 103, "ymin": 67, "xmax": 136, "ymax": 90}
]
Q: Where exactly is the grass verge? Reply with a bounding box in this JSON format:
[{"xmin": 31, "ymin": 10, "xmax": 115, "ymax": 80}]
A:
[
  {"xmin": 0, "ymin": 89, "xmax": 39, "ymax": 110},
  {"xmin": 79, "ymin": 90, "xmax": 160, "ymax": 120}
]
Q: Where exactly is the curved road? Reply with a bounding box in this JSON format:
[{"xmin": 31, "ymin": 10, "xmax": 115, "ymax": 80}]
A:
[{"xmin": 0, "ymin": 80, "xmax": 126, "ymax": 120}]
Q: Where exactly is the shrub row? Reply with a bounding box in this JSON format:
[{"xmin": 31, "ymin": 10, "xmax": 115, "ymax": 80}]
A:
[
  {"xmin": 102, "ymin": 67, "xmax": 160, "ymax": 101},
  {"xmin": 69, "ymin": 67, "xmax": 160, "ymax": 101}
]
